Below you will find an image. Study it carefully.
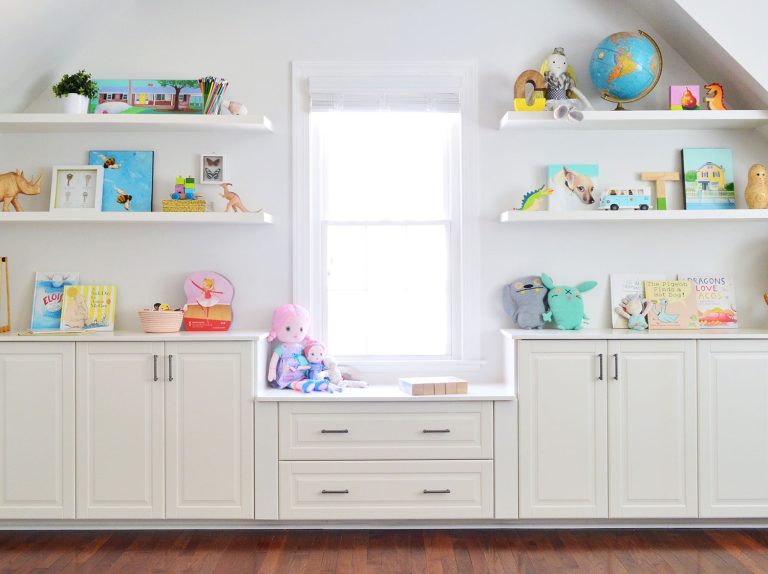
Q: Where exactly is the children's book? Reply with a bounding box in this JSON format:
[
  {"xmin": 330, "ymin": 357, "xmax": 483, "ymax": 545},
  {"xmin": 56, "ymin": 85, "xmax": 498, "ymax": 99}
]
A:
[
  {"xmin": 644, "ymin": 280, "xmax": 699, "ymax": 330},
  {"xmin": 682, "ymin": 148, "xmax": 735, "ymax": 210},
  {"xmin": 677, "ymin": 273, "xmax": 738, "ymax": 328},
  {"xmin": 60, "ymin": 285, "xmax": 116, "ymax": 332},
  {"xmin": 610, "ymin": 273, "xmax": 668, "ymax": 329},
  {"xmin": 30, "ymin": 272, "xmax": 79, "ymax": 332}
]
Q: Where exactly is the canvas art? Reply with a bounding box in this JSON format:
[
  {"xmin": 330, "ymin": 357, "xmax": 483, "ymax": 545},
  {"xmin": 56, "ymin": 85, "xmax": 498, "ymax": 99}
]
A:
[
  {"xmin": 200, "ymin": 154, "xmax": 226, "ymax": 184},
  {"xmin": 89, "ymin": 150, "xmax": 154, "ymax": 212},
  {"xmin": 30, "ymin": 272, "xmax": 79, "ymax": 332},
  {"xmin": 89, "ymin": 79, "xmax": 203, "ymax": 114},
  {"xmin": 669, "ymin": 85, "xmax": 700, "ymax": 110},
  {"xmin": 60, "ymin": 285, "xmax": 116, "ymax": 332},
  {"xmin": 678, "ymin": 273, "xmax": 738, "ymax": 328},
  {"xmin": 547, "ymin": 164, "xmax": 599, "ymax": 211},
  {"xmin": 49, "ymin": 166, "xmax": 103, "ymax": 210},
  {"xmin": 644, "ymin": 280, "xmax": 700, "ymax": 330},
  {"xmin": 682, "ymin": 148, "xmax": 735, "ymax": 210},
  {"xmin": 182, "ymin": 271, "xmax": 234, "ymax": 331}
]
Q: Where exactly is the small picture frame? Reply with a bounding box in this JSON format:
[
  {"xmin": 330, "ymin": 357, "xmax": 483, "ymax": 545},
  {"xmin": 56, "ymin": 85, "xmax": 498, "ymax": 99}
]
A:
[
  {"xmin": 50, "ymin": 165, "xmax": 104, "ymax": 211},
  {"xmin": 200, "ymin": 153, "xmax": 226, "ymax": 184}
]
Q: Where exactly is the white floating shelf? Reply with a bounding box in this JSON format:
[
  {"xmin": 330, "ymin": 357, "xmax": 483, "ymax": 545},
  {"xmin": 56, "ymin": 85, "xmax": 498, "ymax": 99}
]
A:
[
  {"xmin": 499, "ymin": 110, "xmax": 768, "ymax": 131},
  {"xmin": 0, "ymin": 113, "xmax": 273, "ymax": 133},
  {"xmin": 500, "ymin": 209, "xmax": 768, "ymax": 223},
  {"xmin": 0, "ymin": 211, "xmax": 273, "ymax": 224}
]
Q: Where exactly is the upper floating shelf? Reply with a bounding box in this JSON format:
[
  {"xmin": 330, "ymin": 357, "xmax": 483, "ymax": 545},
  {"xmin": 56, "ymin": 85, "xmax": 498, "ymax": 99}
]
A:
[
  {"xmin": 0, "ymin": 211, "xmax": 273, "ymax": 224},
  {"xmin": 500, "ymin": 209, "xmax": 768, "ymax": 223},
  {"xmin": 0, "ymin": 113, "xmax": 273, "ymax": 133},
  {"xmin": 499, "ymin": 110, "xmax": 768, "ymax": 131}
]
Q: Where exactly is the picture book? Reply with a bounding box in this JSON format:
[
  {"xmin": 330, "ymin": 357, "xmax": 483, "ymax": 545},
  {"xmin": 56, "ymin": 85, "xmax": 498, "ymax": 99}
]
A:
[
  {"xmin": 89, "ymin": 79, "xmax": 202, "ymax": 114},
  {"xmin": 644, "ymin": 280, "xmax": 699, "ymax": 330},
  {"xmin": 678, "ymin": 273, "xmax": 738, "ymax": 328},
  {"xmin": 60, "ymin": 285, "xmax": 116, "ymax": 332},
  {"xmin": 547, "ymin": 164, "xmax": 599, "ymax": 211},
  {"xmin": 609, "ymin": 273, "xmax": 668, "ymax": 329},
  {"xmin": 30, "ymin": 272, "xmax": 79, "ymax": 332},
  {"xmin": 89, "ymin": 150, "xmax": 154, "ymax": 213},
  {"xmin": 682, "ymin": 148, "xmax": 735, "ymax": 210}
]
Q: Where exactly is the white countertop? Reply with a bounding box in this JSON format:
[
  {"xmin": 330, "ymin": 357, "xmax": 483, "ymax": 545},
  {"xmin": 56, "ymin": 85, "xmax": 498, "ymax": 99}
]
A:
[
  {"xmin": 501, "ymin": 328, "xmax": 768, "ymax": 340},
  {"xmin": 256, "ymin": 382, "xmax": 515, "ymax": 402},
  {"xmin": 1, "ymin": 330, "xmax": 269, "ymax": 342}
]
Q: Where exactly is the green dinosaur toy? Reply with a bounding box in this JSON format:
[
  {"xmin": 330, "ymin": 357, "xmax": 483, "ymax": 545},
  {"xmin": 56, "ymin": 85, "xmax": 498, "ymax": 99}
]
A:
[{"xmin": 517, "ymin": 184, "xmax": 553, "ymax": 211}]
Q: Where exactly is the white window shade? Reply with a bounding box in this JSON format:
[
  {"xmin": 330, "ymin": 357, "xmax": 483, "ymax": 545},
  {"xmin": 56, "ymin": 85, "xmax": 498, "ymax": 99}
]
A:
[{"xmin": 309, "ymin": 76, "xmax": 462, "ymax": 113}]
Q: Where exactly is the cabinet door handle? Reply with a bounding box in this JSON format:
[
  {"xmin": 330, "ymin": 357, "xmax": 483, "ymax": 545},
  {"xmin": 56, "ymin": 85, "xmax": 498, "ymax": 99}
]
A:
[
  {"xmin": 598, "ymin": 353, "xmax": 604, "ymax": 381},
  {"xmin": 423, "ymin": 489, "xmax": 451, "ymax": 494},
  {"xmin": 168, "ymin": 355, "xmax": 174, "ymax": 382},
  {"xmin": 153, "ymin": 355, "xmax": 159, "ymax": 382},
  {"xmin": 321, "ymin": 489, "xmax": 349, "ymax": 494},
  {"xmin": 422, "ymin": 429, "xmax": 451, "ymax": 433},
  {"xmin": 320, "ymin": 429, "xmax": 349, "ymax": 434},
  {"xmin": 613, "ymin": 354, "xmax": 619, "ymax": 380}
]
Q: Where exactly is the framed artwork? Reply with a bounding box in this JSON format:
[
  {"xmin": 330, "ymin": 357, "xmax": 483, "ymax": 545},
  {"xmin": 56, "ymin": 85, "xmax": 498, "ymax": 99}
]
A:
[
  {"xmin": 200, "ymin": 153, "xmax": 226, "ymax": 184},
  {"xmin": 669, "ymin": 85, "xmax": 700, "ymax": 110},
  {"xmin": 547, "ymin": 164, "xmax": 599, "ymax": 211},
  {"xmin": 49, "ymin": 166, "xmax": 104, "ymax": 211},
  {"xmin": 89, "ymin": 79, "xmax": 202, "ymax": 114},
  {"xmin": 682, "ymin": 148, "xmax": 735, "ymax": 210},
  {"xmin": 88, "ymin": 150, "xmax": 154, "ymax": 212}
]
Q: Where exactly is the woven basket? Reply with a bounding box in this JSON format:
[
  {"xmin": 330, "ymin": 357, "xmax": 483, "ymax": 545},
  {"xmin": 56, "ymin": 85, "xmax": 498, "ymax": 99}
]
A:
[{"xmin": 138, "ymin": 310, "xmax": 184, "ymax": 333}]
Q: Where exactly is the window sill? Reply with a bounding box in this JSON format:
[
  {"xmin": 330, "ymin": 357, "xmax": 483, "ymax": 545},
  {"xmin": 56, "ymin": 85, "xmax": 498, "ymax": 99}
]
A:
[{"xmin": 337, "ymin": 358, "xmax": 485, "ymax": 374}]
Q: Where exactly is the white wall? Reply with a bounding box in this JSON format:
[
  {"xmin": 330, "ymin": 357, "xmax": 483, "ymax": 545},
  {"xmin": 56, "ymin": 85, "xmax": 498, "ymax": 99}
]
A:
[{"xmin": 2, "ymin": 0, "xmax": 767, "ymax": 384}]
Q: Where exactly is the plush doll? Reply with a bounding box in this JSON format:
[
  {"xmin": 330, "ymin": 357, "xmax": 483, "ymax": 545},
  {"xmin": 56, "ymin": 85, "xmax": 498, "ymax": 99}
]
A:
[
  {"xmin": 615, "ymin": 294, "xmax": 650, "ymax": 331},
  {"xmin": 503, "ymin": 275, "xmax": 548, "ymax": 329},
  {"xmin": 267, "ymin": 304, "xmax": 312, "ymax": 389},
  {"xmin": 321, "ymin": 356, "xmax": 368, "ymax": 388},
  {"xmin": 540, "ymin": 273, "xmax": 597, "ymax": 330},
  {"xmin": 541, "ymin": 47, "xmax": 593, "ymax": 121}
]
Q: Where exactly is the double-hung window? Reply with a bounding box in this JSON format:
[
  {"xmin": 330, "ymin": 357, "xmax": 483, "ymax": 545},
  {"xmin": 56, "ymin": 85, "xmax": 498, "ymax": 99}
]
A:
[{"xmin": 294, "ymin": 63, "xmax": 477, "ymax": 366}]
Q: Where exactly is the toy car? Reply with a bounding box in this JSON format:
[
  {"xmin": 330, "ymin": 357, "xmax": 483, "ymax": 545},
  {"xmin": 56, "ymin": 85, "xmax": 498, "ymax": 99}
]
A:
[{"xmin": 598, "ymin": 188, "xmax": 652, "ymax": 210}]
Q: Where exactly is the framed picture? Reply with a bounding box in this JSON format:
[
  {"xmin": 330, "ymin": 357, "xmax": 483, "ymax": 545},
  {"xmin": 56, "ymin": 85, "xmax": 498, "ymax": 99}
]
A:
[
  {"xmin": 200, "ymin": 154, "xmax": 226, "ymax": 184},
  {"xmin": 49, "ymin": 166, "xmax": 104, "ymax": 211},
  {"xmin": 669, "ymin": 85, "xmax": 700, "ymax": 110},
  {"xmin": 546, "ymin": 164, "xmax": 599, "ymax": 211},
  {"xmin": 88, "ymin": 150, "xmax": 154, "ymax": 212},
  {"xmin": 682, "ymin": 148, "xmax": 735, "ymax": 210},
  {"xmin": 89, "ymin": 79, "xmax": 202, "ymax": 114}
]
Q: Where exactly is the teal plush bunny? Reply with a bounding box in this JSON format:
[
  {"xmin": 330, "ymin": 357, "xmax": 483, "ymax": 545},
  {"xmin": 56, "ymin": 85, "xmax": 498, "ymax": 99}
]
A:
[{"xmin": 540, "ymin": 273, "xmax": 597, "ymax": 330}]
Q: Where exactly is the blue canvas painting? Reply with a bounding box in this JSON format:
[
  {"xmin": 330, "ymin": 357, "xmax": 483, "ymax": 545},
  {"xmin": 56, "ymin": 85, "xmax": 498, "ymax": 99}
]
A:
[{"xmin": 89, "ymin": 150, "xmax": 154, "ymax": 212}]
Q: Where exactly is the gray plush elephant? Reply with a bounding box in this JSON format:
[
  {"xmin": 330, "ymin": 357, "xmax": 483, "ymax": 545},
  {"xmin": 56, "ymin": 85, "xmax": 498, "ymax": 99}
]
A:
[{"xmin": 502, "ymin": 275, "xmax": 548, "ymax": 329}]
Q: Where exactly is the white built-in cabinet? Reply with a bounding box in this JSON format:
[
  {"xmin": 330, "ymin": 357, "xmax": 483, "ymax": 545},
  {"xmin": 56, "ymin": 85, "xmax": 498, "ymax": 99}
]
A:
[
  {"xmin": 0, "ymin": 343, "xmax": 75, "ymax": 519},
  {"xmin": 76, "ymin": 341, "xmax": 254, "ymax": 519},
  {"xmin": 518, "ymin": 339, "xmax": 697, "ymax": 519}
]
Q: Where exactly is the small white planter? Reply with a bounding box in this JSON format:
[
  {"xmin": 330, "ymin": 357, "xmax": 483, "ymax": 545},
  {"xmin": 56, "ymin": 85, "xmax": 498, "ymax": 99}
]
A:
[{"xmin": 61, "ymin": 93, "xmax": 89, "ymax": 114}]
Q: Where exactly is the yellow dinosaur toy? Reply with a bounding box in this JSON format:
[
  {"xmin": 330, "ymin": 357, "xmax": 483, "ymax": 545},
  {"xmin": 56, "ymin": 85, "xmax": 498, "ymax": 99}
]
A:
[{"xmin": 704, "ymin": 83, "xmax": 728, "ymax": 110}]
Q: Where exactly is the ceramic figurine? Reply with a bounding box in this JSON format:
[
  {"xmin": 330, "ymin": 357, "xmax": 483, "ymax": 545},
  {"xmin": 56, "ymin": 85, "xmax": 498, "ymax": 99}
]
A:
[
  {"xmin": 221, "ymin": 100, "xmax": 248, "ymax": 116},
  {"xmin": 0, "ymin": 170, "xmax": 42, "ymax": 212},
  {"xmin": 503, "ymin": 276, "xmax": 549, "ymax": 329},
  {"xmin": 513, "ymin": 70, "xmax": 547, "ymax": 112},
  {"xmin": 745, "ymin": 164, "xmax": 768, "ymax": 209},
  {"xmin": 614, "ymin": 294, "xmax": 650, "ymax": 331},
  {"xmin": 540, "ymin": 273, "xmax": 597, "ymax": 330},
  {"xmin": 220, "ymin": 182, "xmax": 261, "ymax": 213},
  {"xmin": 541, "ymin": 47, "xmax": 593, "ymax": 121},
  {"xmin": 704, "ymin": 82, "xmax": 728, "ymax": 110}
]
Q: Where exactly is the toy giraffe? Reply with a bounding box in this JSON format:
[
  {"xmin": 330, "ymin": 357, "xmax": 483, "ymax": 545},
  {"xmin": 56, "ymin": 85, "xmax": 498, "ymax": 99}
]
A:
[{"xmin": 704, "ymin": 83, "xmax": 728, "ymax": 110}]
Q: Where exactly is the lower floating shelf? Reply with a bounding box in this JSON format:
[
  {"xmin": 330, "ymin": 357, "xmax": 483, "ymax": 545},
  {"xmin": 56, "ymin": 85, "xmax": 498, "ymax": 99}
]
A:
[
  {"xmin": 0, "ymin": 211, "xmax": 273, "ymax": 224},
  {"xmin": 500, "ymin": 209, "xmax": 768, "ymax": 223}
]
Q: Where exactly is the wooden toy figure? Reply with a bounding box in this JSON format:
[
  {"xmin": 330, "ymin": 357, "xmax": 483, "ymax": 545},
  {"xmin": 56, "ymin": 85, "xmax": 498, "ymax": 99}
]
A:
[
  {"xmin": 745, "ymin": 164, "xmax": 768, "ymax": 209},
  {"xmin": 220, "ymin": 183, "xmax": 261, "ymax": 213},
  {"xmin": 0, "ymin": 170, "xmax": 42, "ymax": 212},
  {"xmin": 704, "ymin": 83, "xmax": 728, "ymax": 110}
]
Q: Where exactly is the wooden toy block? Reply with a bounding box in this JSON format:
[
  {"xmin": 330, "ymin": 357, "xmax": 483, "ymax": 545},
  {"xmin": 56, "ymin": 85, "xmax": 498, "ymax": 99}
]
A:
[
  {"xmin": 641, "ymin": 172, "xmax": 680, "ymax": 211},
  {"xmin": 433, "ymin": 382, "xmax": 446, "ymax": 395}
]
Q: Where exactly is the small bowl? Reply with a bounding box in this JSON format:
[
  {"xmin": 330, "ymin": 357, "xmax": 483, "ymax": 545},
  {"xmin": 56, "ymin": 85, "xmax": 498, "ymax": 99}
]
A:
[{"xmin": 138, "ymin": 310, "xmax": 184, "ymax": 333}]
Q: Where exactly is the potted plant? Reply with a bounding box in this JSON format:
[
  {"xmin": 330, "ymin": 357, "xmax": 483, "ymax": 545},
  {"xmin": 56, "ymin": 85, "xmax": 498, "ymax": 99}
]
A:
[{"xmin": 52, "ymin": 70, "xmax": 98, "ymax": 114}]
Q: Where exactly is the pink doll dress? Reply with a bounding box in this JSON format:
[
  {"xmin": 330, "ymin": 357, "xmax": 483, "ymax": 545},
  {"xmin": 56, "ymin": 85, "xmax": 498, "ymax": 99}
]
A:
[{"xmin": 272, "ymin": 343, "xmax": 308, "ymax": 389}]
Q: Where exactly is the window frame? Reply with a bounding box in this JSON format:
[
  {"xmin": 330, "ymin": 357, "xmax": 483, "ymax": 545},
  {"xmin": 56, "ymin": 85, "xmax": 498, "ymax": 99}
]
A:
[{"xmin": 292, "ymin": 62, "xmax": 481, "ymax": 372}]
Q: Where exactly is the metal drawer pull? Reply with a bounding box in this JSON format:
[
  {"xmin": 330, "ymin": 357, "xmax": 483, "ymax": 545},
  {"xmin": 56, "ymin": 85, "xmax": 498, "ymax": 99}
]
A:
[
  {"xmin": 153, "ymin": 355, "xmax": 159, "ymax": 382},
  {"xmin": 320, "ymin": 429, "xmax": 349, "ymax": 434},
  {"xmin": 321, "ymin": 489, "xmax": 349, "ymax": 494},
  {"xmin": 423, "ymin": 489, "xmax": 451, "ymax": 494},
  {"xmin": 168, "ymin": 355, "xmax": 174, "ymax": 382},
  {"xmin": 613, "ymin": 354, "xmax": 619, "ymax": 380},
  {"xmin": 598, "ymin": 353, "xmax": 604, "ymax": 381},
  {"xmin": 422, "ymin": 429, "xmax": 451, "ymax": 433}
]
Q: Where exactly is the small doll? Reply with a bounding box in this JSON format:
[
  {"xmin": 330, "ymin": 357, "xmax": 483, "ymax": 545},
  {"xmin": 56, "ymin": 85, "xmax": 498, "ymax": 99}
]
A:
[
  {"xmin": 615, "ymin": 294, "xmax": 650, "ymax": 331},
  {"xmin": 541, "ymin": 47, "xmax": 593, "ymax": 121},
  {"xmin": 267, "ymin": 304, "xmax": 312, "ymax": 389},
  {"xmin": 286, "ymin": 340, "xmax": 341, "ymax": 394}
]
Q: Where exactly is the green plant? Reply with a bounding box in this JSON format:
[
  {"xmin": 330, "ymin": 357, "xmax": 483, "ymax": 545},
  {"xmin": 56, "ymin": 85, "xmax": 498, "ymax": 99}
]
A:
[{"xmin": 52, "ymin": 70, "xmax": 98, "ymax": 99}]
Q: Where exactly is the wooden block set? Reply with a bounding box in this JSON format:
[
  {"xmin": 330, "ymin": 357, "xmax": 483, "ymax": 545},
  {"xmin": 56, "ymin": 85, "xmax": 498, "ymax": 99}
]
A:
[{"xmin": 398, "ymin": 376, "xmax": 469, "ymax": 396}]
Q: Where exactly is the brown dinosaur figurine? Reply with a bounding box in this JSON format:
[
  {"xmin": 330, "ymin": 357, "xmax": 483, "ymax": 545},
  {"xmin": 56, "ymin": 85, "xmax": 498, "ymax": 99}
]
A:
[
  {"xmin": 704, "ymin": 82, "xmax": 728, "ymax": 110},
  {"xmin": 219, "ymin": 183, "xmax": 262, "ymax": 213},
  {"xmin": 0, "ymin": 170, "xmax": 42, "ymax": 212}
]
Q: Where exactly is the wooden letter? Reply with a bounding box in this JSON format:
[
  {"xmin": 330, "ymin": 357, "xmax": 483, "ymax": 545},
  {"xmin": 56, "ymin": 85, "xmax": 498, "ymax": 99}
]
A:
[{"xmin": 641, "ymin": 172, "xmax": 680, "ymax": 210}]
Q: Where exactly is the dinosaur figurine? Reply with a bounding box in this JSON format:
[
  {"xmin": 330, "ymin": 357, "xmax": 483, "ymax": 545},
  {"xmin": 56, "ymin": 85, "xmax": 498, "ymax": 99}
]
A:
[
  {"xmin": 652, "ymin": 299, "xmax": 679, "ymax": 323},
  {"xmin": 0, "ymin": 170, "xmax": 42, "ymax": 212},
  {"xmin": 219, "ymin": 183, "xmax": 262, "ymax": 214},
  {"xmin": 516, "ymin": 185, "xmax": 553, "ymax": 211},
  {"xmin": 704, "ymin": 83, "xmax": 728, "ymax": 110}
]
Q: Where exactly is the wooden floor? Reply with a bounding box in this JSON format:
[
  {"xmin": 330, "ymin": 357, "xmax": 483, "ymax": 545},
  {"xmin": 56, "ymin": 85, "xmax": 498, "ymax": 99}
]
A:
[{"xmin": 0, "ymin": 529, "xmax": 768, "ymax": 573}]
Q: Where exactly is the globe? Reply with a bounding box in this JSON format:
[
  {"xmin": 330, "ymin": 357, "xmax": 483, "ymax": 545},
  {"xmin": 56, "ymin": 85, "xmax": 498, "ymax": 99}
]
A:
[{"xmin": 589, "ymin": 30, "xmax": 662, "ymax": 110}]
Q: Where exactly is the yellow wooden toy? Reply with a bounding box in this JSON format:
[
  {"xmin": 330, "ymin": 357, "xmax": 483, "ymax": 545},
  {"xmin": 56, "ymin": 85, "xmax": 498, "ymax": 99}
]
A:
[{"xmin": 513, "ymin": 70, "xmax": 547, "ymax": 112}]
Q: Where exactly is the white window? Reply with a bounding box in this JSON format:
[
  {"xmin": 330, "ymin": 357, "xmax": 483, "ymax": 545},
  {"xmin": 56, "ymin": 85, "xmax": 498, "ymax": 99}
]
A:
[{"xmin": 293, "ymin": 63, "xmax": 478, "ymax": 366}]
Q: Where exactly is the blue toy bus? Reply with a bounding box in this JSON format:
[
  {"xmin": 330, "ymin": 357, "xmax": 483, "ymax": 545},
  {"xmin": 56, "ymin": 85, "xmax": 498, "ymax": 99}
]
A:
[{"xmin": 598, "ymin": 188, "xmax": 653, "ymax": 210}]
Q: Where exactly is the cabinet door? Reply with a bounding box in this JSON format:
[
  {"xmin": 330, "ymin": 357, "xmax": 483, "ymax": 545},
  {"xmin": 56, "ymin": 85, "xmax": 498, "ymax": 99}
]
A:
[
  {"xmin": 76, "ymin": 342, "xmax": 164, "ymax": 519},
  {"xmin": 165, "ymin": 341, "xmax": 254, "ymax": 519},
  {"xmin": 699, "ymin": 340, "xmax": 768, "ymax": 518},
  {"xmin": 0, "ymin": 343, "xmax": 75, "ymax": 519},
  {"xmin": 608, "ymin": 340, "xmax": 697, "ymax": 518},
  {"xmin": 518, "ymin": 340, "xmax": 608, "ymax": 518}
]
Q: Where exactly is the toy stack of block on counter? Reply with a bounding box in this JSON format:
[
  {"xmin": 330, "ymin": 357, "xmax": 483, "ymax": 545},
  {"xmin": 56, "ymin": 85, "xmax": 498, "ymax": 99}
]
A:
[{"xmin": 162, "ymin": 176, "xmax": 206, "ymax": 212}]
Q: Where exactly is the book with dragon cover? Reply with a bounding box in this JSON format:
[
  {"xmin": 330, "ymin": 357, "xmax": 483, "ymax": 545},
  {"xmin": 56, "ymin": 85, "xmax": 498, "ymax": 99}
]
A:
[
  {"xmin": 644, "ymin": 280, "xmax": 699, "ymax": 330},
  {"xmin": 677, "ymin": 273, "xmax": 738, "ymax": 328}
]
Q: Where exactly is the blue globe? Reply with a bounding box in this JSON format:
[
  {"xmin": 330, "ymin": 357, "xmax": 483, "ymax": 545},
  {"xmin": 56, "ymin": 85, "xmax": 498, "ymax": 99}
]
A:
[{"xmin": 589, "ymin": 30, "xmax": 662, "ymax": 108}]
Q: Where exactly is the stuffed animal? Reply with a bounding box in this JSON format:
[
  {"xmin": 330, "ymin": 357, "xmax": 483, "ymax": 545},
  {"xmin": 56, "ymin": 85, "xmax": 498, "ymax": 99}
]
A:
[
  {"xmin": 540, "ymin": 273, "xmax": 597, "ymax": 330},
  {"xmin": 503, "ymin": 276, "xmax": 548, "ymax": 329},
  {"xmin": 321, "ymin": 356, "xmax": 368, "ymax": 388},
  {"xmin": 614, "ymin": 294, "xmax": 650, "ymax": 331}
]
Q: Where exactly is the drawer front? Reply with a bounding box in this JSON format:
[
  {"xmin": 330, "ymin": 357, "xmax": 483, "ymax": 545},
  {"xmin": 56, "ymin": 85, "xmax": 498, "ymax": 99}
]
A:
[
  {"xmin": 279, "ymin": 402, "xmax": 493, "ymax": 460},
  {"xmin": 279, "ymin": 460, "xmax": 493, "ymax": 520}
]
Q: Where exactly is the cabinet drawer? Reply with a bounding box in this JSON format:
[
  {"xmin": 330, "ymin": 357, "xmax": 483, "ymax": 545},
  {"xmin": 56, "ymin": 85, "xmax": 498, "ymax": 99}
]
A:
[
  {"xmin": 278, "ymin": 402, "xmax": 493, "ymax": 460},
  {"xmin": 279, "ymin": 460, "xmax": 493, "ymax": 520}
]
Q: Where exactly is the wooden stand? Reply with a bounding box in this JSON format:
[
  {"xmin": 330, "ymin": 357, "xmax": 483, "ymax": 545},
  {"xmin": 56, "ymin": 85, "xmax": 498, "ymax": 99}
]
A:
[
  {"xmin": 0, "ymin": 257, "xmax": 9, "ymax": 333},
  {"xmin": 641, "ymin": 172, "xmax": 680, "ymax": 210}
]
